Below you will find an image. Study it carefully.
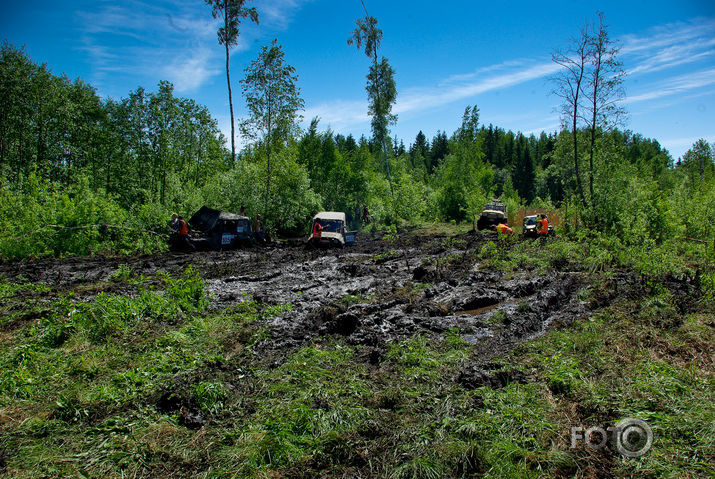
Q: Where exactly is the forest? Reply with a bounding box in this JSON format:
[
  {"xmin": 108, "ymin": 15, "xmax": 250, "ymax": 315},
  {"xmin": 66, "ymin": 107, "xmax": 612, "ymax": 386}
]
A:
[{"xmin": 0, "ymin": 39, "xmax": 712, "ymax": 261}]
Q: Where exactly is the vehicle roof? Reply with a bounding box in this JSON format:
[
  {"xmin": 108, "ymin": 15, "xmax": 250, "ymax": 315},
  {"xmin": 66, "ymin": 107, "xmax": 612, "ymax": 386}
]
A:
[
  {"xmin": 189, "ymin": 205, "xmax": 250, "ymax": 232},
  {"xmin": 313, "ymin": 211, "xmax": 346, "ymax": 221}
]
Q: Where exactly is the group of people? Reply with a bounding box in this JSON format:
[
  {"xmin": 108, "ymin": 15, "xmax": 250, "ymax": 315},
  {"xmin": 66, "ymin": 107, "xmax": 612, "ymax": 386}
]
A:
[{"xmin": 494, "ymin": 214, "xmax": 550, "ymax": 236}]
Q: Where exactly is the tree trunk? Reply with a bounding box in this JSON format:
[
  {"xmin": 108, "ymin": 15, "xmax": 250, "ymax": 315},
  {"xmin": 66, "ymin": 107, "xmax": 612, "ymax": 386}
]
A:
[
  {"xmin": 265, "ymin": 106, "xmax": 272, "ymax": 214},
  {"xmin": 372, "ymin": 49, "xmax": 393, "ymax": 197},
  {"xmin": 572, "ymin": 75, "xmax": 588, "ymax": 211},
  {"xmin": 225, "ymin": 26, "xmax": 236, "ymax": 166},
  {"xmin": 588, "ymin": 51, "xmax": 601, "ymax": 204}
]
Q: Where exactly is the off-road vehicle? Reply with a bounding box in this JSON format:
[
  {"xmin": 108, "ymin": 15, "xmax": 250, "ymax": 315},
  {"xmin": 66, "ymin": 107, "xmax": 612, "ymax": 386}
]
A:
[
  {"xmin": 309, "ymin": 212, "xmax": 356, "ymax": 247},
  {"xmin": 173, "ymin": 206, "xmax": 253, "ymax": 250},
  {"xmin": 477, "ymin": 200, "xmax": 508, "ymax": 231},
  {"xmin": 522, "ymin": 214, "xmax": 555, "ymax": 237}
]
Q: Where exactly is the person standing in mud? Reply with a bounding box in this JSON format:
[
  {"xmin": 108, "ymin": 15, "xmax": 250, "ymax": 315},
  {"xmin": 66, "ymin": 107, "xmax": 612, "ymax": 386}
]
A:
[
  {"xmin": 312, "ymin": 218, "xmax": 323, "ymax": 239},
  {"xmin": 362, "ymin": 204, "xmax": 370, "ymax": 224},
  {"xmin": 239, "ymin": 205, "xmax": 246, "ymax": 216},
  {"xmin": 177, "ymin": 216, "xmax": 195, "ymax": 251},
  {"xmin": 169, "ymin": 213, "xmax": 179, "ymax": 232},
  {"xmin": 537, "ymin": 214, "xmax": 550, "ymax": 236},
  {"xmin": 253, "ymin": 214, "xmax": 266, "ymax": 244}
]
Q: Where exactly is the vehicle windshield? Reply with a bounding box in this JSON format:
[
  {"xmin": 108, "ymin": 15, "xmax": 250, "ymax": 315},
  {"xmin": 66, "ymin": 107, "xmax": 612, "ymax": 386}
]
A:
[
  {"xmin": 236, "ymin": 219, "xmax": 250, "ymax": 232},
  {"xmin": 484, "ymin": 202, "xmax": 506, "ymax": 213},
  {"xmin": 524, "ymin": 217, "xmax": 538, "ymax": 226},
  {"xmin": 315, "ymin": 219, "xmax": 343, "ymax": 233}
]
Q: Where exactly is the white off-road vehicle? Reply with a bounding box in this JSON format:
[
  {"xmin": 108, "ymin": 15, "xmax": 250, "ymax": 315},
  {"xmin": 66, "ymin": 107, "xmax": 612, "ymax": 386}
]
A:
[{"xmin": 309, "ymin": 212, "xmax": 356, "ymax": 247}]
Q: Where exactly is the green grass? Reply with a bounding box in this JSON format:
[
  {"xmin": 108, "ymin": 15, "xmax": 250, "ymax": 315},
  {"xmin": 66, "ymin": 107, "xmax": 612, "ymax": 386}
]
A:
[{"xmin": 0, "ymin": 240, "xmax": 713, "ymax": 478}]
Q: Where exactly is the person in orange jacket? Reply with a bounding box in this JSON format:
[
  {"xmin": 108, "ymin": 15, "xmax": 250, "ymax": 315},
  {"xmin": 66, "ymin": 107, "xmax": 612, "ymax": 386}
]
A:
[
  {"xmin": 312, "ymin": 219, "xmax": 323, "ymax": 238},
  {"xmin": 177, "ymin": 216, "xmax": 195, "ymax": 251},
  {"xmin": 496, "ymin": 223, "xmax": 514, "ymax": 235},
  {"xmin": 537, "ymin": 214, "xmax": 550, "ymax": 235}
]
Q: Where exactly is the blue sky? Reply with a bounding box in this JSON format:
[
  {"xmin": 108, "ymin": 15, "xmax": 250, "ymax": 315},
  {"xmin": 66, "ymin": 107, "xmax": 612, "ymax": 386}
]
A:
[{"xmin": 3, "ymin": 0, "xmax": 714, "ymax": 160}]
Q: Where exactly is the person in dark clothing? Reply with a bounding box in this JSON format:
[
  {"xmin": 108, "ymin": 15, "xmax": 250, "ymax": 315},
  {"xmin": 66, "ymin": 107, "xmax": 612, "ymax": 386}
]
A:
[
  {"xmin": 362, "ymin": 204, "xmax": 370, "ymax": 224},
  {"xmin": 253, "ymin": 214, "xmax": 266, "ymax": 244},
  {"xmin": 169, "ymin": 213, "xmax": 179, "ymax": 232}
]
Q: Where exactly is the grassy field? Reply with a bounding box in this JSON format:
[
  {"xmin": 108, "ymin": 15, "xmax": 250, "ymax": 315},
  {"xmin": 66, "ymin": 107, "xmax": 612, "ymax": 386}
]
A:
[{"xmin": 0, "ymin": 232, "xmax": 713, "ymax": 478}]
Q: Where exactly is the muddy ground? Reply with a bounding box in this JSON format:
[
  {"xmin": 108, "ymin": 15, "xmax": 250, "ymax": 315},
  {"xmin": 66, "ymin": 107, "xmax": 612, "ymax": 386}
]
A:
[{"xmin": 0, "ymin": 230, "xmax": 604, "ymax": 368}]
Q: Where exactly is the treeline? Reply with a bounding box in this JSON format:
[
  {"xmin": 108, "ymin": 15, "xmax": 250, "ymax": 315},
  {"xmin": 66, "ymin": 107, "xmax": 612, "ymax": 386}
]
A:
[{"xmin": 0, "ymin": 41, "xmax": 713, "ymax": 260}]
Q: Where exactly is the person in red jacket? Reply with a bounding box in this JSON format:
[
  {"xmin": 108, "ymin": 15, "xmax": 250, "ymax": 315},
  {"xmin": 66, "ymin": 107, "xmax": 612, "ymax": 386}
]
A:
[
  {"xmin": 177, "ymin": 216, "xmax": 195, "ymax": 251},
  {"xmin": 312, "ymin": 219, "xmax": 323, "ymax": 238}
]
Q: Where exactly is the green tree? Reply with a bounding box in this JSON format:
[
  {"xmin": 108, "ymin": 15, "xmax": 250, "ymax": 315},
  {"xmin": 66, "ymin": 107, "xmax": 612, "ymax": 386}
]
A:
[
  {"xmin": 205, "ymin": 0, "xmax": 259, "ymax": 165},
  {"xmin": 552, "ymin": 13, "xmax": 626, "ymax": 215},
  {"xmin": 348, "ymin": 8, "xmax": 397, "ymax": 195},
  {"xmin": 240, "ymin": 39, "xmax": 304, "ymax": 213},
  {"xmin": 584, "ymin": 12, "xmax": 625, "ymax": 202},
  {"xmin": 436, "ymin": 106, "xmax": 493, "ymax": 220},
  {"xmin": 681, "ymin": 139, "xmax": 714, "ymax": 184},
  {"xmin": 552, "ymin": 23, "xmax": 589, "ymax": 209}
]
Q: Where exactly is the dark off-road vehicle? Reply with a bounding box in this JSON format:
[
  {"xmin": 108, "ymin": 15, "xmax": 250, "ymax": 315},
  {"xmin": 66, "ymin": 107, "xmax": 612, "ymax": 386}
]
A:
[
  {"xmin": 477, "ymin": 200, "xmax": 508, "ymax": 231},
  {"xmin": 169, "ymin": 206, "xmax": 253, "ymax": 251}
]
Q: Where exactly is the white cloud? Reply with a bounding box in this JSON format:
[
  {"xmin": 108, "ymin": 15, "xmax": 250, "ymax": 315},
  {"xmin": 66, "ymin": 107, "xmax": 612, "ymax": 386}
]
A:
[
  {"xmin": 622, "ymin": 18, "xmax": 715, "ymax": 76},
  {"xmin": 621, "ymin": 18, "xmax": 715, "ymax": 56},
  {"xmin": 76, "ymin": 0, "xmax": 316, "ymax": 96},
  {"xmin": 163, "ymin": 47, "xmax": 221, "ymax": 92},
  {"xmin": 395, "ymin": 61, "xmax": 561, "ymax": 116},
  {"xmin": 660, "ymin": 136, "xmax": 715, "ymax": 158},
  {"xmin": 299, "ymin": 60, "xmax": 563, "ymax": 135},
  {"xmin": 77, "ymin": 1, "xmax": 223, "ymax": 94},
  {"xmin": 255, "ymin": 0, "xmax": 313, "ymax": 30},
  {"xmin": 627, "ymin": 68, "xmax": 715, "ymax": 103},
  {"xmin": 303, "ymin": 99, "xmax": 369, "ymax": 134}
]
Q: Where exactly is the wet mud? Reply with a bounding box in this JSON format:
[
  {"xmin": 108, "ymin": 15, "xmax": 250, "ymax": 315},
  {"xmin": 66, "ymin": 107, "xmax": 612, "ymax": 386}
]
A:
[{"xmin": 0, "ymin": 230, "xmax": 597, "ymax": 365}]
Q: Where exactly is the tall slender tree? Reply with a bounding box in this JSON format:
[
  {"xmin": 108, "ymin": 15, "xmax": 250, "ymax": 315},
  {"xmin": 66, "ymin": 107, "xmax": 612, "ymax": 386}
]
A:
[
  {"xmin": 348, "ymin": 4, "xmax": 397, "ymax": 195},
  {"xmin": 552, "ymin": 25, "xmax": 589, "ymax": 209},
  {"xmin": 584, "ymin": 12, "xmax": 625, "ymax": 200},
  {"xmin": 552, "ymin": 13, "xmax": 626, "ymax": 213},
  {"xmin": 205, "ymin": 0, "xmax": 258, "ymax": 166}
]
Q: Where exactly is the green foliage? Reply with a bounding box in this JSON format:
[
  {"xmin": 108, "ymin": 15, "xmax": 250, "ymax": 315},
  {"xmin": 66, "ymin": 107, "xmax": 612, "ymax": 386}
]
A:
[
  {"xmin": 436, "ymin": 107, "xmax": 494, "ymax": 221},
  {"xmin": 108, "ymin": 264, "xmax": 133, "ymax": 283},
  {"xmin": 205, "ymin": 146, "xmax": 322, "ymax": 234},
  {"xmin": 0, "ymin": 174, "xmax": 165, "ymax": 259},
  {"xmin": 194, "ymin": 381, "xmax": 228, "ymax": 414}
]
